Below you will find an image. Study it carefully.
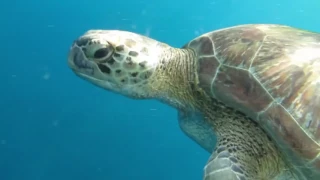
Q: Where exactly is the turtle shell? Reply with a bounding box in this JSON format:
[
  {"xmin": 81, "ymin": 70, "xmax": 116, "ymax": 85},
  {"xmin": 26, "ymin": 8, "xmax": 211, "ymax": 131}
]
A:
[{"xmin": 184, "ymin": 24, "xmax": 320, "ymax": 175}]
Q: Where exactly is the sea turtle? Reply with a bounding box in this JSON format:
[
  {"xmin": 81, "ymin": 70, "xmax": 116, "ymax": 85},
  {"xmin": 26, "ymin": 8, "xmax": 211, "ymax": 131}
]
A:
[{"xmin": 67, "ymin": 24, "xmax": 320, "ymax": 180}]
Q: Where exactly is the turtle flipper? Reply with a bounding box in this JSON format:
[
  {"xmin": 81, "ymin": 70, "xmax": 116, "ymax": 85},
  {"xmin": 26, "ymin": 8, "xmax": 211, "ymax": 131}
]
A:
[
  {"xmin": 204, "ymin": 143, "xmax": 247, "ymax": 180},
  {"xmin": 202, "ymin": 111, "xmax": 287, "ymax": 180},
  {"xmin": 203, "ymin": 138, "xmax": 295, "ymax": 180},
  {"xmin": 178, "ymin": 110, "xmax": 216, "ymax": 153}
]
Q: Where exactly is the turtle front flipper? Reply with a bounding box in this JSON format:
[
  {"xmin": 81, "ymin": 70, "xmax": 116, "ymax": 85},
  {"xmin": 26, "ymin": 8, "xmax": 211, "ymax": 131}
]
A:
[
  {"xmin": 204, "ymin": 143, "xmax": 246, "ymax": 180},
  {"xmin": 203, "ymin": 111, "xmax": 289, "ymax": 180},
  {"xmin": 178, "ymin": 110, "xmax": 216, "ymax": 153}
]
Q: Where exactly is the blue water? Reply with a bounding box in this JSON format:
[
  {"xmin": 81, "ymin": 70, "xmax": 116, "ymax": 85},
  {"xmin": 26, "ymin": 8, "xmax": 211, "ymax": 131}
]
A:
[{"xmin": 1, "ymin": 0, "xmax": 319, "ymax": 180}]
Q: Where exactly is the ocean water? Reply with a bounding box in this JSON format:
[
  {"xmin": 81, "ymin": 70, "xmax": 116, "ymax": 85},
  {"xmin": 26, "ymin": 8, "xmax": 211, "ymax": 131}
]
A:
[{"xmin": 1, "ymin": 0, "xmax": 319, "ymax": 180}]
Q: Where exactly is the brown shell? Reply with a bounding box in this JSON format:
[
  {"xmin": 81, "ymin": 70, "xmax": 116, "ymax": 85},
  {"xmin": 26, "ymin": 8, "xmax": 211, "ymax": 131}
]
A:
[{"xmin": 184, "ymin": 24, "xmax": 320, "ymax": 173}]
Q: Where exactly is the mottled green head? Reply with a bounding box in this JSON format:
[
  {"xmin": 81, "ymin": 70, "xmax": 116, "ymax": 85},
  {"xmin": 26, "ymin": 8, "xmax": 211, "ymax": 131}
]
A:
[{"xmin": 68, "ymin": 30, "xmax": 170, "ymax": 98}]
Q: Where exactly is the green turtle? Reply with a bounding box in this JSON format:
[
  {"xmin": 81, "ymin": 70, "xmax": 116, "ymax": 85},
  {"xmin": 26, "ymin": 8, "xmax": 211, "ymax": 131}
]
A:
[{"xmin": 67, "ymin": 24, "xmax": 320, "ymax": 180}]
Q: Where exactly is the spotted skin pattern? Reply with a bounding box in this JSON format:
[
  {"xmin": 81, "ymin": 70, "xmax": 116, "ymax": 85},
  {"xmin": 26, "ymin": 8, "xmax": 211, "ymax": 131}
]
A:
[{"xmin": 74, "ymin": 31, "xmax": 154, "ymax": 86}]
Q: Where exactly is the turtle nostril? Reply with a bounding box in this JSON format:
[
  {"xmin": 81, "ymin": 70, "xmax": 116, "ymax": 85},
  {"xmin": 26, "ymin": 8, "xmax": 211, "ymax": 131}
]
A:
[{"xmin": 94, "ymin": 48, "xmax": 109, "ymax": 59}]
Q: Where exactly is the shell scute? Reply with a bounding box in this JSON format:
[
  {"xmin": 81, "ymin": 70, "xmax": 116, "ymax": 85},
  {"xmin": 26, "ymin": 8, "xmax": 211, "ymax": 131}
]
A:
[
  {"xmin": 207, "ymin": 26, "xmax": 266, "ymax": 68},
  {"xmin": 260, "ymin": 102, "xmax": 319, "ymax": 160},
  {"xmin": 211, "ymin": 65, "xmax": 273, "ymax": 115},
  {"xmin": 197, "ymin": 56, "xmax": 220, "ymax": 95},
  {"xmin": 187, "ymin": 36, "xmax": 214, "ymax": 56}
]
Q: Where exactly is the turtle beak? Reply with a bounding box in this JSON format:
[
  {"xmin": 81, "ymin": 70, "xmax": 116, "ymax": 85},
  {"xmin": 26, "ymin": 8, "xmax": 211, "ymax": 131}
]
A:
[
  {"xmin": 68, "ymin": 48, "xmax": 76, "ymax": 71},
  {"xmin": 68, "ymin": 44, "xmax": 95, "ymax": 76},
  {"xmin": 68, "ymin": 45, "xmax": 81, "ymax": 70}
]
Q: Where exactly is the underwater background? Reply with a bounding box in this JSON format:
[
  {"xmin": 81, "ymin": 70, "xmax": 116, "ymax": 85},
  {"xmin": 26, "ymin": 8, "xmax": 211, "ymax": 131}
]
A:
[{"xmin": 1, "ymin": 0, "xmax": 319, "ymax": 179}]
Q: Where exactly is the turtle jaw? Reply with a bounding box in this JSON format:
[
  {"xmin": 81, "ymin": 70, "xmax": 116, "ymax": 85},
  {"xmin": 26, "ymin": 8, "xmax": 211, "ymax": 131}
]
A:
[
  {"xmin": 68, "ymin": 44, "xmax": 119, "ymax": 93},
  {"xmin": 68, "ymin": 44, "xmax": 104, "ymax": 81}
]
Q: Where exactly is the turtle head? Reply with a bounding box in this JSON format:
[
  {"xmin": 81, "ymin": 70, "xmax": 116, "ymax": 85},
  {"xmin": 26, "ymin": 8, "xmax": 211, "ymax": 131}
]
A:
[{"xmin": 68, "ymin": 30, "xmax": 170, "ymax": 98}]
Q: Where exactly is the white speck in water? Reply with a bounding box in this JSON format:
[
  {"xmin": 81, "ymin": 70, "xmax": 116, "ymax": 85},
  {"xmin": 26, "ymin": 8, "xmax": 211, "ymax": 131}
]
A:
[
  {"xmin": 1, "ymin": 140, "xmax": 6, "ymax": 145},
  {"xmin": 141, "ymin": 10, "xmax": 147, "ymax": 15},
  {"xmin": 52, "ymin": 120, "xmax": 60, "ymax": 127},
  {"xmin": 43, "ymin": 72, "xmax": 51, "ymax": 80}
]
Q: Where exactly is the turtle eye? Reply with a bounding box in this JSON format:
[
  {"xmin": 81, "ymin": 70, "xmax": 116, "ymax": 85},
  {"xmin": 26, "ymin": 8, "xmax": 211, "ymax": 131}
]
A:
[
  {"xmin": 84, "ymin": 41, "xmax": 114, "ymax": 61},
  {"xmin": 94, "ymin": 48, "xmax": 110, "ymax": 59}
]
